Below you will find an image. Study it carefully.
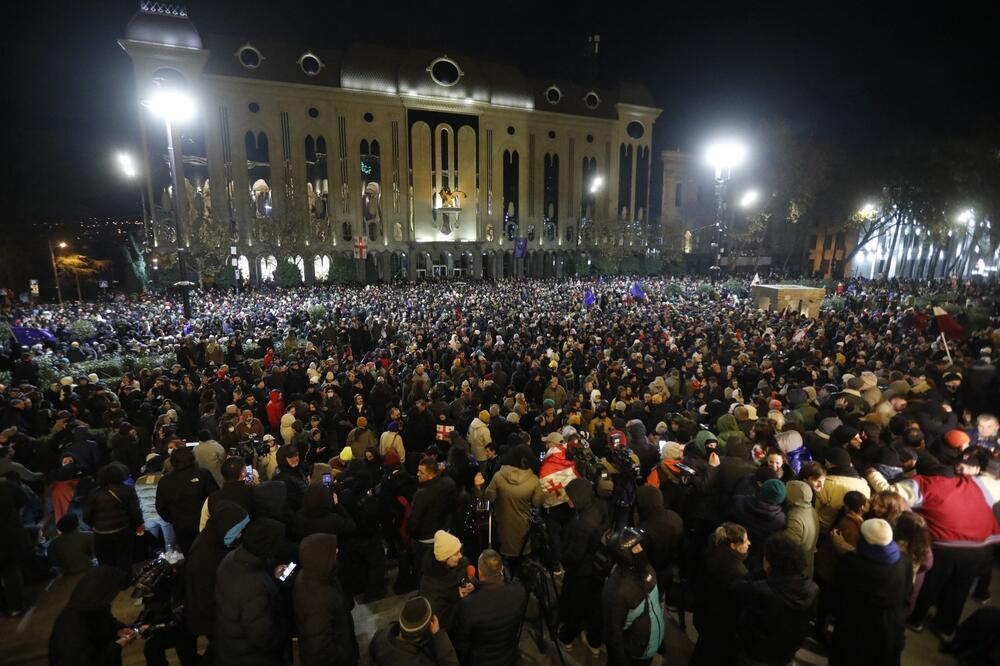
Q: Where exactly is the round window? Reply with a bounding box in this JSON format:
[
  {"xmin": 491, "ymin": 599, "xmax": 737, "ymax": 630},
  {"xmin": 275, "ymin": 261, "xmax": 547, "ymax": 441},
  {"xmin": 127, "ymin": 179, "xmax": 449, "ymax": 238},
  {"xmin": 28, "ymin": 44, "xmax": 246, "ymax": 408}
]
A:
[
  {"xmin": 299, "ymin": 53, "xmax": 322, "ymax": 76},
  {"xmin": 586, "ymin": 134, "xmax": 594, "ymax": 143},
  {"xmin": 237, "ymin": 45, "xmax": 262, "ymax": 69},
  {"xmin": 507, "ymin": 126, "xmax": 515, "ymax": 135},
  {"xmin": 584, "ymin": 92, "xmax": 600, "ymax": 110},
  {"xmin": 626, "ymin": 121, "xmax": 644, "ymax": 139},
  {"xmin": 248, "ymin": 102, "xmax": 260, "ymax": 113},
  {"xmin": 545, "ymin": 86, "xmax": 562, "ymax": 104},
  {"xmin": 548, "ymin": 130, "xmax": 556, "ymax": 139},
  {"xmin": 308, "ymin": 107, "xmax": 319, "ymax": 118},
  {"xmin": 363, "ymin": 112, "xmax": 375, "ymax": 123},
  {"xmin": 427, "ymin": 57, "xmax": 463, "ymax": 87}
]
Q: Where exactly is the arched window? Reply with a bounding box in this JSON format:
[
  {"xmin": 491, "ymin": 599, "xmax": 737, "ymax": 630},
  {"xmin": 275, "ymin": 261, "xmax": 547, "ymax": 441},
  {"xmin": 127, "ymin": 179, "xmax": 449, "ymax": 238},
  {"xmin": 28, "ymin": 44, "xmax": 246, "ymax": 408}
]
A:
[
  {"xmin": 618, "ymin": 143, "xmax": 633, "ymax": 219},
  {"xmin": 305, "ymin": 135, "xmax": 329, "ymax": 223},
  {"xmin": 246, "ymin": 131, "xmax": 271, "ymax": 219},
  {"xmin": 361, "ymin": 139, "xmax": 382, "ymax": 241},
  {"xmin": 314, "ymin": 255, "xmax": 331, "ymax": 281},
  {"xmin": 293, "ymin": 256, "xmax": 305, "ymax": 281},
  {"xmin": 581, "ymin": 156, "xmax": 597, "ymax": 219},
  {"xmin": 259, "ymin": 255, "xmax": 277, "ymax": 281},
  {"xmin": 237, "ymin": 255, "xmax": 250, "ymax": 279}
]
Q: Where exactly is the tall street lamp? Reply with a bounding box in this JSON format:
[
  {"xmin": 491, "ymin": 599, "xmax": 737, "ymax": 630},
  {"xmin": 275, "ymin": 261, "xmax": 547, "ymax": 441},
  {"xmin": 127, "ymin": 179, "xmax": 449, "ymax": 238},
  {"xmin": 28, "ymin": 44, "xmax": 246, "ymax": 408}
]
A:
[
  {"xmin": 48, "ymin": 240, "xmax": 67, "ymax": 305},
  {"xmin": 143, "ymin": 86, "xmax": 196, "ymax": 318},
  {"xmin": 705, "ymin": 139, "xmax": 748, "ymax": 273}
]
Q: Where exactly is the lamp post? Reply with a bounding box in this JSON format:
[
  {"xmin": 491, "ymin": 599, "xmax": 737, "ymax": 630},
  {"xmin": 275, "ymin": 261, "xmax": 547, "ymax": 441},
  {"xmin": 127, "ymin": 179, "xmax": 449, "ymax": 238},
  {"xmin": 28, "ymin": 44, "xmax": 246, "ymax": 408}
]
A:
[
  {"xmin": 705, "ymin": 140, "xmax": 747, "ymax": 274},
  {"xmin": 143, "ymin": 86, "xmax": 196, "ymax": 318},
  {"xmin": 48, "ymin": 240, "xmax": 67, "ymax": 305}
]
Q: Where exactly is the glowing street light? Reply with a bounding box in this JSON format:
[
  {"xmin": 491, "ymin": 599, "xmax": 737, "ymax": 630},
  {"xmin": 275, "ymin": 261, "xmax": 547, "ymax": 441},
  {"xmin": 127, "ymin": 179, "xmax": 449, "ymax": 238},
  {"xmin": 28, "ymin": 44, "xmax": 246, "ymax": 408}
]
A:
[
  {"xmin": 144, "ymin": 89, "xmax": 196, "ymax": 122},
  {"xmin": 589, "ymin": 176, "xmax": 604, "ymax": 194},
  {"xmin": 117, "ymin": 152, "xmax": 138, "ymax": 179},
  {"xmin": 48, "ymin": 240, "xmax": 68, "ymax": 305},
  {"xmin": 957, "ymin": 209, "xmax": 975, "ymax": 225},
  {"xmin": 705, "ymin": 140, "xmax": 748, "ymax": 179},
  {"xmin": 860, "ymin": 202, "xmax": 876, "ymax": 215},
  {"xmin": 739, "ymin": 189, "xmax": 759, "ymax": 208}
]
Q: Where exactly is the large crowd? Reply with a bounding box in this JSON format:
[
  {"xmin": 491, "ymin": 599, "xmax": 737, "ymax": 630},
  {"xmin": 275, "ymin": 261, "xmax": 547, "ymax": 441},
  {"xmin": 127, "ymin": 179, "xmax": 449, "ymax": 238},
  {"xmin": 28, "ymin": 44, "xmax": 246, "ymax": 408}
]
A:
[{"xmin": 1, "ymin": 275, "xmax": 999, "ymax": 666}]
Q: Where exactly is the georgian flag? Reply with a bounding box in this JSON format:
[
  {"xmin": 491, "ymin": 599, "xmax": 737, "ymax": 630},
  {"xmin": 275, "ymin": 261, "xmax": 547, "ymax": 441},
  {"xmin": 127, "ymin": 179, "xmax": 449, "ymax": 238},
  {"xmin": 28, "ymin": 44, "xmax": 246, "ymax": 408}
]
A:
[{"xmin": 539, "ymin": 447, "xmax": 578, "ymax": 507}]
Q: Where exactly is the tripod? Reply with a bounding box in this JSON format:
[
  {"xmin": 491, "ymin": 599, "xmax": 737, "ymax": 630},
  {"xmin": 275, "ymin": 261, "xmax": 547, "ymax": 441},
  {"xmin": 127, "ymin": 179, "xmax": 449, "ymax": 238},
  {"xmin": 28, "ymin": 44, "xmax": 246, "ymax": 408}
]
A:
[{"xmin": 513, "ymin": 516, "xmax": 567, "ymax": 666}]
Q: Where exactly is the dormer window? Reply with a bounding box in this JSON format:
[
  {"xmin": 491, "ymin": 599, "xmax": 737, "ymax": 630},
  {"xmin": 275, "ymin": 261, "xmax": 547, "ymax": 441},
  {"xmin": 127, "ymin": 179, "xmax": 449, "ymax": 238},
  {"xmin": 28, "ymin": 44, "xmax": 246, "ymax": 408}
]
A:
[
  {"xmin": 236, "ymin": 44, "xmax": 263, "ymax": 69},
  {"xmin": 427, "ymin": 56, "xmax": 463, "ymax": 87}
]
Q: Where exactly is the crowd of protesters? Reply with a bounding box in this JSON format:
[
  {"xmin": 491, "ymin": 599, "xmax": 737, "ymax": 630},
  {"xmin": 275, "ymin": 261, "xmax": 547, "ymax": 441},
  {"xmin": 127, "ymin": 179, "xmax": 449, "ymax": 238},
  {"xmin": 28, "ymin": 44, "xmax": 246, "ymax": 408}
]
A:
[{"xmin": 0, "ymin": 273, "xmax": 998, "ymax": 666}]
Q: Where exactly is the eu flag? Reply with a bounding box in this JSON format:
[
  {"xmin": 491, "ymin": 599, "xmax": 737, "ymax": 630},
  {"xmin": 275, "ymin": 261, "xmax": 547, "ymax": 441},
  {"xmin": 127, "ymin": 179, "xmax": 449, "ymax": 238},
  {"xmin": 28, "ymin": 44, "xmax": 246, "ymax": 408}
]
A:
[
  {"xmin": 10, "ymin": 327, "xmax": 58, "ymax": 345},
  {"xmin": 629, "ymin": 282, "xmax": 646, "ymax": 299},
  {"xmin": 514, "ymin": 237, "xmax": 528, "ymax": 259},
  {"xmin": 584, "ymin": 287, "xmax": 596, "ymax": 307}
]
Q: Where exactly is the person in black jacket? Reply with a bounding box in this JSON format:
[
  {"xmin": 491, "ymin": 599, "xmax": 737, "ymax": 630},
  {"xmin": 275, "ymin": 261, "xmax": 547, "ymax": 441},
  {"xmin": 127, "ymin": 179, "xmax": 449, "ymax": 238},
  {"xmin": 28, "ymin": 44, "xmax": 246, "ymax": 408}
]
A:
[
  {"xmin": 451, "ymin": 549, "xmax": 527, "ymax": 666},
  {"xmin": 0, "ymin": 476, "xmax": 31, "ymax": 615},
  {"xmin": 292, "ymin": 484, "xmax": 356, "ymax": 540},
  {"xmin": 726, "ymin": 478, "xmax": 787, "ymax": 575},
  {"xmin": 369, "ymin": 596, "xmax": 459, "ymax": 666},
  {"xmin": 272, "ymin": 444, "xmax": 309, "ymax": 512},
  {"xmin": 214, "ymin": 517, "xmax": 288, "ymax": 666},
  {"xmin": 558, "ymin": 478, "xmax": 609, "ymax": 654},
  {"xmin": 183, "ymin": 501, "xmax": 249, "ymax": 664},
  {"xmin": 48, "ymin": 566, "xmax": 134, "ymax": 666},
  {"xmin": 635, "ymin": 485, "xmax": 682, "ymax": 595},
  {"xmin": 691, "ymin": 522, "xmax": 750, "ymax": 666},
  {"xmin": 155, "ymin": 446, "xmax": 217, "ymax": 555},
  {"xmin": 205, "ymin": 456, "xmax": 256, "ymax": 519},
  {"xmin": 294, "ymin": 533, "xmax": 359, "ymax": 666},
  {"xmin": 419, "ymin": 530, "xmax": 471, "ymax": 632},
  {"xmin": 731, "ymin": 532, "xmax": 819, "ymax": 666},
  {"xmin": 602, "ymin": 527, "xmax": 665, "ymax": 666},
  {"xmin": 407, "ymin": 456, "xmax": 457, "ymax": 581},
  {"xmin": 83, "ymin": 463, "xmax": 142, "ymax": 574}
]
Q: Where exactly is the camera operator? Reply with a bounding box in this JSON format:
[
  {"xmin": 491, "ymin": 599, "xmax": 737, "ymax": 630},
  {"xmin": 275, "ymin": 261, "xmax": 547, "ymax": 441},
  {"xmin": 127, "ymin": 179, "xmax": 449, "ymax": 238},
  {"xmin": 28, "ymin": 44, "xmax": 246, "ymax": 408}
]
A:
[
  {"xmin": 369, "ymin": 596, "xmax": 458, "ymax": 666},
  {"xmin": 48, "ymin": 566, "xmax": 135, "ymax": 666},
  {"xmin": 450, "ymin": 549, "xmax": 527, "ymax": 666}
]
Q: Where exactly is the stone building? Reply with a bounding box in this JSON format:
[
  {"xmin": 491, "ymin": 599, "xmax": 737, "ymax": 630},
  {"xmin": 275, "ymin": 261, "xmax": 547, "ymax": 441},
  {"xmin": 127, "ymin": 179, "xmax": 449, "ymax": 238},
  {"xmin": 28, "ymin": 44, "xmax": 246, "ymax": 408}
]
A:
[{"xmin": 120, "ymin": 3, "xmax": 661, "ymax": 283}]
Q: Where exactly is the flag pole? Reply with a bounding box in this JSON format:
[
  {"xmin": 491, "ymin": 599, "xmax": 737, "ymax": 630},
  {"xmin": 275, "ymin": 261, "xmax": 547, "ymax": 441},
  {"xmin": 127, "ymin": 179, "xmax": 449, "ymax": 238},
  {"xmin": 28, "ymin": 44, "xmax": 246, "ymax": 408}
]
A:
[{"xmin": 940, "ymin": 331, "xmax": 953, "ymax": 365}]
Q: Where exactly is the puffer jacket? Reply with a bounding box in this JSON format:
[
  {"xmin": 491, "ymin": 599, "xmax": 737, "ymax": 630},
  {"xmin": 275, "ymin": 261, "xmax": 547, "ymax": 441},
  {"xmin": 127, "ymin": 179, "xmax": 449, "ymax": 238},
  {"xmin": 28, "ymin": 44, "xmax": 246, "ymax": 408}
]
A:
[
  {"xmin": 407, "ymin": 473, "xmax": 457, "ymax": 542},
  {"xmin": 184, "ymin": 501, "xmax": 249, "ymax": 637},
  {"xmin": 603, "ymin": 563, "xmax": 664, "ymax": 665},
  {"xmin": 214, "ymin": 518, "xmax": 286, "ymax": 666},
  {"xmin": 294, "ymin": 533, "xmax": 358, "ymax": 666},
  {"xmin": 484, "ymin": 464, "xmax": 545, "ymax": 556},
  {"xmin": 467, "ymin": 417, "xmax": 492, "ymax": 462},
  {"xmin": 784, "ymin": 480, "xmax": 819, "ymax": 578},
  {"xmin": 83, "ymin": 481, "xmax": 141, "ymax": 535},
  {"xmin": 154, "ymin": 450, "xmax": 218, "ymax": 534},
  {"xmin": 816, "ymin": 472, "xmax": 871, "ymax": 531}
]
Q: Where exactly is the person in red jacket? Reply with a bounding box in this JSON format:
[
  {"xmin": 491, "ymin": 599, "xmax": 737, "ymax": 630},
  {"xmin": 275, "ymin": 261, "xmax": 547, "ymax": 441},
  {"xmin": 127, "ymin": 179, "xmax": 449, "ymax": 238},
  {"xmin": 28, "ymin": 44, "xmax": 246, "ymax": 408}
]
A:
[
  {"xmin": 866, "ymin": 448, "xmax": 1000, "ymax": 640},
  {"xmin": 265, "ymin": 390, "xmax": 285, "ymax": 431}
]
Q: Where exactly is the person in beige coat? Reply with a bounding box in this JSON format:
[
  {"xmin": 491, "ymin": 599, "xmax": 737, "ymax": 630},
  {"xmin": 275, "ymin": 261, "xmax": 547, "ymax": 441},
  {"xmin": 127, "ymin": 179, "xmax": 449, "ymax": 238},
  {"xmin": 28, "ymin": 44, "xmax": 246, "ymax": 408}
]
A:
[
  {"xmin": 378, "ymin": 421, "xmax": 406, "ymax": 463},
  {"xmin": 475, "ymin": 444, "xmax": 545, "ymax": 558},
  {"xmin": 784, "ymin": 480, "xmax": 819, "ymax": 578},
  {"xmin": 467, "ymin": 411, "xmax": 493, "ymax": 462},
  {"xmin": 816, "ymin": 448, "xmax": 871, "ymax": 530}
]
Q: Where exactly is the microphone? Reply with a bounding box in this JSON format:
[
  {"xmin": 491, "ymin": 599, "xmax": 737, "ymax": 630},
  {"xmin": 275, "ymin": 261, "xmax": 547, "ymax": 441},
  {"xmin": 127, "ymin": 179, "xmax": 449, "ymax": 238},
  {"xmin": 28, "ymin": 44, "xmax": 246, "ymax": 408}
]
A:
[{"xmin": 461, "ymin": 564, "xmax": 478, "ymax": 588}]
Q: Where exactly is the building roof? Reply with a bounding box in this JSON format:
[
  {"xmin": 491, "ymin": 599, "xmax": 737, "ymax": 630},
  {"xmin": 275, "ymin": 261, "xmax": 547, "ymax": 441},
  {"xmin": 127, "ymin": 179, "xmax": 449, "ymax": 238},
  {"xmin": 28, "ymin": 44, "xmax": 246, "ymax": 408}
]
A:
[
  {"xmin": 196, "ymin": 33, "xmax": 656, "ymax": 118},
  {"xmin": 123, "ymin": 2, "xmax": 203, "ymax": 50}
]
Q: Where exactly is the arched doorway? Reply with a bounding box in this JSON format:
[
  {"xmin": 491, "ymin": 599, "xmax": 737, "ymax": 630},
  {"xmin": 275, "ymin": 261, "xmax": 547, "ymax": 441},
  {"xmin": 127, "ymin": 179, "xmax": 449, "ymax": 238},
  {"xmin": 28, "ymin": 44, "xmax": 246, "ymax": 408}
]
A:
[{"xmin": 502, "ymin": 251, "xmax": 513, "ymax": 278}]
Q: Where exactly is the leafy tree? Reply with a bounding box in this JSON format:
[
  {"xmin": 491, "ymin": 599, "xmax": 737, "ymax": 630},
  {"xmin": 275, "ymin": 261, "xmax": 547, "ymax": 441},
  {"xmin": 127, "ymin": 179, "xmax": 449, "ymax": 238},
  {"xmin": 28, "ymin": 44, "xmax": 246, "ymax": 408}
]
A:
[
  {"xmin": 327, "ymin": 255, "xmax": 355, "ymax": 283},
  {"xmin": 55, "ymin": 254, "xmax": 111, "ymax": 300},
  {"xmin": 274, "ymin": 260, "xmax": 303, "ymax": 288},
  {"xmin": 213, "ymin": 264, "xmax": 237, "ymax": 289}
]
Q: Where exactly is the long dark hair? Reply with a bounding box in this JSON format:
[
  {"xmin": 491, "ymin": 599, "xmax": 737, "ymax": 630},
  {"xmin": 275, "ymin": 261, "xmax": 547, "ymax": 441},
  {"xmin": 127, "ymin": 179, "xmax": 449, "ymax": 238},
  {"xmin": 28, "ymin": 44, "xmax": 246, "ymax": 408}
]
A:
[{"xmin": 893, "ymin": 511, "xmax": 932, "ymax": 566}]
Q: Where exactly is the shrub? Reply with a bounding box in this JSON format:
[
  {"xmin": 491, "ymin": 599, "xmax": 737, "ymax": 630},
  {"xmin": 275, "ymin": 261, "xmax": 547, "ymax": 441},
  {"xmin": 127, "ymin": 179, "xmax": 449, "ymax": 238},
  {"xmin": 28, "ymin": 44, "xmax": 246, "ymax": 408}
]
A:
[
  {"xmin": 721, "ymin": 279, "xmax": 744, "ymax": 294},
  {"xmin": 822, "ymin": 296, "xmax": 847, "ymax": 311},
  {"xmin": 662, "ymin": 282, "xmax": 683, "ymax": 298},
  {"xmin": 68, "ymin": 319, "xmax": 97, "ymax": 342},
  {"xmin": 328, "ymin": 255, "xmax": 355, "ymax": 283},
  {"xmin": 274, "ymin": 261, "xmax": 303, "ymax": 288},
  {"xmin": 213, "ymin": 265, "xmax": 237, "ymax": 290},
  {"xmin": 308, "ymin": 304, "xmax": 328, "ymax": 323},
  {"xmin": 0, "ymin": 370, "xmax": 11, "ymax": 388},
  {"xmin": 0, "ymin": 321, "xmax": 12, "ymax": 343}
]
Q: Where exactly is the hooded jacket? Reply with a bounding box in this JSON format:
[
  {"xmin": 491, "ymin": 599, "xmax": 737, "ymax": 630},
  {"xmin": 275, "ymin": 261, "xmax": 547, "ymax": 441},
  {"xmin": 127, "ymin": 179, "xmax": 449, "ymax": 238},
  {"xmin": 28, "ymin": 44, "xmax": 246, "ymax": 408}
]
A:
[
  {"xmin": 603, "ymin": 562, "xmax": 664, "ymax": 665},
  {"xmin": 214, "ymin": 518, "xmax": 287, "ymax": 666},
  {"xmin": 467, "ymin": 417, "xmax": 492, "ymax": 462},
  {"xmin": 292, "ymin": 485, "xmax": 356, "ymax": 540},
  {"xmin": 406, "ymin": 473, "xmax": 457, "ymax": 542},
  {"xmin": 727, "ymin": 492, "xmax": 787, "ymax": 574},
  {"xmin": 732, "ymin": 572, "xmax": 819, "ymax": 665},
  {"xmin": 48, "ymin": 566, "xmax": 129, "ymax": 666},
  {"xmin": 272, "ymin": 445, "xmax": 309, "ymax": 512},
  {"xmin": 185, "ymin": 501, "xmax": 250, "ymax": 637},
  {"xmin": 636, "ymin": 485, "xmax": 683, "ymax": 577},
  {"xmin": 83, "ymin": 464, "xmax": 142, "ymax": 535},
  {"xmin": 155, "ymin": 447, "xmax": 218, "ymax": 534},
  {"xmin": 561, "ymin": 478, "xmax": 608, "ymax": 578},
  {"xmin": 294, "ymin": 534, "xmax": 359, "ymax": 666},
  {"xmin": 265, "ymin": 391, "xmax": 285, "ymax": 429},
  {"xmin": 784, "ymin": 480, "xmax": 819, "ymax": 578},
  {"xmin": 483, "ymin": 464, "xmax": 545, "ymax": 556}
]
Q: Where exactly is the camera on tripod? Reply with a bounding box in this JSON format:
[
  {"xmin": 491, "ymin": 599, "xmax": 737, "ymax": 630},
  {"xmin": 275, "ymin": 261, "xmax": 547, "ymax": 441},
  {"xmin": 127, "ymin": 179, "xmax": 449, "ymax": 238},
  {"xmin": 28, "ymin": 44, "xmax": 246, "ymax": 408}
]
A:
[{"xmin": 130, "ymin": 551, "xmax": 184, "ymax": 639}]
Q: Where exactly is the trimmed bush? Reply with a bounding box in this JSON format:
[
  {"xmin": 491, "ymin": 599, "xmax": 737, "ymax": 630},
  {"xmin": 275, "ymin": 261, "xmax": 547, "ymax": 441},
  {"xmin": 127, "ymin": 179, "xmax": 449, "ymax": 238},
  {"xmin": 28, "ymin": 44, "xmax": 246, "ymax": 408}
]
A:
[
  {"xmin": 308, "ymin": 304, "xmax": 328, "ymax": 323},
  {"xmin": 274, "ymin": 261, "xmax": 304, "ymax": 288},
  {"xmin": 68, "ymin": 320, "xmax": 97, "ymax": 342},
  {"xmin": 821, "ymin": 296, "xmax": 847, "ymax": 311}
]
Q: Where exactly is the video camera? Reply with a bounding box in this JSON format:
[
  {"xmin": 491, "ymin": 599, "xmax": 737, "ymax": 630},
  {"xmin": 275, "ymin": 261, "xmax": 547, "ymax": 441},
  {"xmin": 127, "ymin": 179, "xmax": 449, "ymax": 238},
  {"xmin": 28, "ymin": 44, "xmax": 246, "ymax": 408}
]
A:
[{"xmin": 130, "ymin": 551, "xmax": 185, "ymax": 639}]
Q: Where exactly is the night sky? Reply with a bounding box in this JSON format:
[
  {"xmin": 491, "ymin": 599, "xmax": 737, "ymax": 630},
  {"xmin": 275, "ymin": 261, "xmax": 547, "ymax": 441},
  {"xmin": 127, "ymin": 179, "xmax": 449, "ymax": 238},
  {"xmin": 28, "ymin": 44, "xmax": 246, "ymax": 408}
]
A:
[{"xmin": 4, "ymin": 0, "xmax": 995, "ymax": 227}]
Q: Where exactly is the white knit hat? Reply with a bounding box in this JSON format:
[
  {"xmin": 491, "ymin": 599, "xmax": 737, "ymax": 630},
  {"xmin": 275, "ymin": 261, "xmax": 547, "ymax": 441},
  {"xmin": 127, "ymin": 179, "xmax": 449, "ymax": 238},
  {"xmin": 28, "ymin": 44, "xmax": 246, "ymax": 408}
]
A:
[{"xmin": 860, "ymin": 518, "xmax": 894, "ymax": 547}]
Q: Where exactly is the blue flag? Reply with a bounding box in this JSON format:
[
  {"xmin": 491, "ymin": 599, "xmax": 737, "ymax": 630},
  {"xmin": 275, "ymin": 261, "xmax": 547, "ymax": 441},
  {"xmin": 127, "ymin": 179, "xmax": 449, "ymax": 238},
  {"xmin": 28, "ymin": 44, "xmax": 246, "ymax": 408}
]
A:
[
  {"xmin": 182, "ymin": 321, "xmax": 194, "ymax": 336},
  {"xmin": 630, "ymin": 282, "xmax": 646, "ymax": 299},
  {"xmin": 514, "ymin": 237, "xmax": 528, "ymax": 259},
  {"xmin": 584, "ymin": 287, "xmax": 596, "ymax": 307},
  {"xmin": 10, "ymin": 326, "xmax": 57, "ymax": 345}
]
